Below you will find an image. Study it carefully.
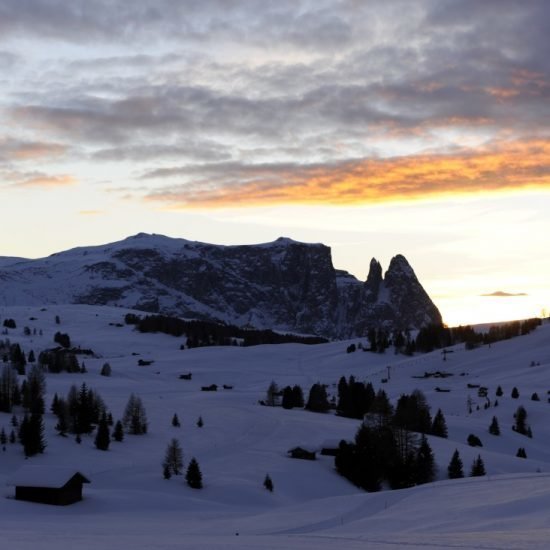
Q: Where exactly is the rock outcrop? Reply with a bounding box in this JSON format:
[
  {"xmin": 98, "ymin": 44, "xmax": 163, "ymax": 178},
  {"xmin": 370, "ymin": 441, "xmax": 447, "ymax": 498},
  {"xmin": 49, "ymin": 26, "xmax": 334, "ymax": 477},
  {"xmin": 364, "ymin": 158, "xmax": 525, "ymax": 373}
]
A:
[{"xmin": 0, "ymin": 233, "xmax": 442, "ymax": 338}]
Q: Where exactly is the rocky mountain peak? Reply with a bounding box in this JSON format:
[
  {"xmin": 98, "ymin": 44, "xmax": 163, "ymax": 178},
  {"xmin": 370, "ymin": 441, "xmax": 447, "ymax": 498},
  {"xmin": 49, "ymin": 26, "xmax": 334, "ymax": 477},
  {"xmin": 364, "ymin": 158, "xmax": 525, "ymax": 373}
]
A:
[
  {"xmin": 364, "ymin": 258, "xmax": 383, "ymax": 298},
  {"xmin": 0, "ymin": 235, "xmax": 442, "ymax": 339}
]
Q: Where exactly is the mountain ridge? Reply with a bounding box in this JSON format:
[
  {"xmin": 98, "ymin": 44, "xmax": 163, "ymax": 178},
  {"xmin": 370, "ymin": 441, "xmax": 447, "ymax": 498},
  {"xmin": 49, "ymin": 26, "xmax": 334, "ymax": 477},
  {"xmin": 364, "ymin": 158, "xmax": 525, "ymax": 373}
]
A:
[{"xmin": 0, "ymin": 233, "xmax": 442, "ymax": 338}]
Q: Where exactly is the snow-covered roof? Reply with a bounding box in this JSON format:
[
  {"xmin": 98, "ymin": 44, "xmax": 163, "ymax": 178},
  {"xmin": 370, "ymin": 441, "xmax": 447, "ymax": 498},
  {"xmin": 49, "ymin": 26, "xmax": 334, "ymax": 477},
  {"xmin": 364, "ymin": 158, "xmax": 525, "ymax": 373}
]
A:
[{"xmin": 8, "ymin": 466, "xmax": 90, "ymax": 488}]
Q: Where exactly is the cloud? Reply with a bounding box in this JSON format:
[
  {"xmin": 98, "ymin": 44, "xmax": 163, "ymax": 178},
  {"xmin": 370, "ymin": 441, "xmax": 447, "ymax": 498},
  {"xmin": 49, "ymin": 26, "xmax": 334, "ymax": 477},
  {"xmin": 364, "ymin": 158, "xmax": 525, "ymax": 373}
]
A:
[
  {"xmin": 481, "ymin": 291, "xmax": 528, "ymax": 297},
  {"xmin": 1, "ymin": 1, "xmax": 548, "ymax": 209},
  {"xmin": 0, "ymin": 138, "xmax": 66, "ymax": 161},
  {"xmin": 143, "ymin": 138, "xmax": 550, "ymax": 207},
  {"xmin": 15, "ymin": 173, "xmax": 77, "ymax": 188}
]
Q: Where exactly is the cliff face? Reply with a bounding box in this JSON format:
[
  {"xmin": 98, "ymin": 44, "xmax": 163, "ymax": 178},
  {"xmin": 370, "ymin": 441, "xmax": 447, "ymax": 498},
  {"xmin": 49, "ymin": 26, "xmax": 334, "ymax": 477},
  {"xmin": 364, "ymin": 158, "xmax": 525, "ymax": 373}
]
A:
[{"xmin": 0, "ymin": 233, "xmax": 442, "ymax": 338}]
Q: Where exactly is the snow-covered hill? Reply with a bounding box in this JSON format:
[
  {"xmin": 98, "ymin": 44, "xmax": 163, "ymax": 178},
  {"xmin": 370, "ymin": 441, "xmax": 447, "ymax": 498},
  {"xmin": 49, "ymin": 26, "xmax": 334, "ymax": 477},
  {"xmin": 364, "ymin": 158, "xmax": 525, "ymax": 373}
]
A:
[
  {"xmin": 0, "ymin": 304, "xmax": 549, "ymax": 549},
  {"xmin": 0, "ymin": 233, "xmax": 442, "ymax": 338}
]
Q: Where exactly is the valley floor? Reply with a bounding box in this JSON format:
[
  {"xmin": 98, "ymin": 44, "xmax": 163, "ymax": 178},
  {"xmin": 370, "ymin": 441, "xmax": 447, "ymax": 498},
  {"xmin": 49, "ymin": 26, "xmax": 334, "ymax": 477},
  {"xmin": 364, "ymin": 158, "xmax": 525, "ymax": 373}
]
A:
[{"xmin": 0, "ymin": 305, "xmax": 549, "ymax": 549}]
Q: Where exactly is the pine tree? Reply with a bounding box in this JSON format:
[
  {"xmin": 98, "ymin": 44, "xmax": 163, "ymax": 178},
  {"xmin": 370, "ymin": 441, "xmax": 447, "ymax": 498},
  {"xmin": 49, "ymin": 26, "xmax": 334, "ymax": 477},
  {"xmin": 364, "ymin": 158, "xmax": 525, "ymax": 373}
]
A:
[
  {"xmin": 281, "ymin": 386, "xmax": 294, "ymax": 409},
  {"xmin": 123, "ymin": 393, "xmax": 148, "ymax": 435},
  {"xmin": 0, "ymin": 428, "xmax": 6, "ymax": 445},
  {"xmin": 24, "ymin": 365, "xmax": 46, "ymax": 414},
  {"xmin": 266, "ymin": 380, "xmax": 280, "ymax": 406},
  {"xmin": 54, "ymin": 404, "xmax": 69, "ymax": 437},
  {"xmin": 467, "ymin": 433, "xmax": 483, "ymax": 447},
  {"xmin": 94, "ymin": 412, "xmax": 111, "ymax": 451},
  {"xmin": 513, "ymin": 405, "xmax": 528, "ymax": 435},
  {"xmin": 263, "ymin": 474, "xmax": 274, "ymax": 492},
  {"xmin": 447, "ymin": 449, "xmax": 464, "ymax": 479},
  {"xmin": 163, "ymin": 438, "xmax": 184, "ymax": 476},
  {"xmin": 171, "ymin": 413, "xmax": 181, "ymax": 427},
  {"xmin": 415, "ymin": 435, "xmax": 436, "ymax": 485},
  {"xmin": 186, "ymin": 458, "xmax": 203, "ymax": 489},
  {"xmin": 496, "ymin": 385, "xmax": 503, "ymax": 397},
  {"xmin": 163, "ymin": 464, "xmax": 172, "ymax": 479},
  {"xmin": 196, "ymin": 416, "xmax": 203, "ymax": 428},
  {"xmin": 291, "ymin": 385, "xmax": 304, "ymax": 408},
  {"xmin": 488, "ymin": 416, "xmax": 500, "ymax": 435},
  {"xmin": 305, "ymin": 383, "xmax": 330, "ymax": 413},
  {"xmin": 516, "ymin": 447, "xmax": 527, "ymax": 458},
  {"xmin": 21, "ymin": 413, "xmax": 46, "ymax": 457},
  {"xmin": 113, "ymin": 420, "xmax": 124, "ymax": 442},
  {"xmin": 9, "ymin": 429, "xmax": 16, "ymax": 444},
  {"xmin": 100, "ymin": 363, "xmax": 112, "ymax": 376},
  {"xmin": 470, "ymin": 455, "xmax": 486, "ymax": 476},
  {"xmin": 511, "ymin": 387, "xmax": 519, "ymax": 399},
  {"xmin": 430, "ymin": 408, "xmax": 448, "ymax": 438}
]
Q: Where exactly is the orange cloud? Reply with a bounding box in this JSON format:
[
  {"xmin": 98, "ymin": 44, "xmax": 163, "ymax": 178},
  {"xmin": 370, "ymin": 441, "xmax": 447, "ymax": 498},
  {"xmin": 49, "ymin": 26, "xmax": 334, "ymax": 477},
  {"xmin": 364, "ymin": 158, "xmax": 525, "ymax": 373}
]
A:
[
  {"xmin": 146, "ymin": 138, "xmax": 550, "ymax": 208},
  {"xmin": 18, "ymin": 174, "xmax": 77, "ymax": 188},
  {"xmin": 13, "ymin": 142, "xmax": 66, "ymax": 160}
]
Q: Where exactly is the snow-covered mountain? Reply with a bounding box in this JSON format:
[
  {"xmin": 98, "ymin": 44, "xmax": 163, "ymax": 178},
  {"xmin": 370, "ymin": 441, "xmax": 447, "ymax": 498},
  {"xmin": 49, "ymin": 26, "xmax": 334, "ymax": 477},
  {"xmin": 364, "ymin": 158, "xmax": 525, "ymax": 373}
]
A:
[{"xmin": 0, "ymin": 233, "xmax": 441, "ymax": 338}]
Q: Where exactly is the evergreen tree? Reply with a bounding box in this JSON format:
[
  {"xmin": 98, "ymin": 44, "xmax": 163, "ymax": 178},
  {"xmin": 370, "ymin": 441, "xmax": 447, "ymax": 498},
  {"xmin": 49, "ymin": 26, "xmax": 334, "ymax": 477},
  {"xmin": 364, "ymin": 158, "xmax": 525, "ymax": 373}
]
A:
[
  {"xmin": 447, "ymin": 449, "xmax": 464, "ymax": 479},
  {"xmin": 0, "ymin": 427, "xmax": 6, "ymax": 445},
  {"xmin": 0, "ymin": 364, "xmax": 19, "ymax": 413},
  {"xmin": 366, "ymin": 389, "xmax": 394, "ymax": 429},
  {"xmin": 470, "ymin": 455, "xmax": 486, "ymax": 476},
  {"xmin": 291, "ymin": 385, "xmax": 304, "ymax": 408},
  {"xmin": 511, "ymin": 387, "xmax": 519, "ymax": 399},
  {"xmin": 27, "ymin": 350, "xmax": 35, "ymax": 363},
  {"xmin": 305, "ymin": 383, "xmax": 330, "ymax": 413},
  {"xmin": 513, "ymin": 405, "xmax": 528, "ymax": 435},
  {"xmin": 281, "ymin": 386, "xmax": 294, "ymax": 409},
  {"xmin": 100, "ymin": 363, "xmax": 112, "ymax": 376},
  {"xmin": 265, "ymin": 380, "xmax": 280, "ymax": 406},
  {"xmin": 186, "ymin": 458, "xmax": 203, "ymax": 489},
  {"xmin": 430, "ymin": 408, "xmax": 448, "ymax": 438},
  {"xmin": 113, "ymin": 420, "xmax": 124, "ymax": 442},
  {"xmin": 163, "ymin": 438, "xmax": 184, "ymax": 476},
  {"xmin": 23, "ymin": 365, "xmax": 46, "ymax": 414},
  {"xmin": 263, "ymin": 474, "xmax": 274, "ymax": 492},
  {"xmin": 495, "ymin": 385, "xmax": 503, "ymax": 397},
  {"xmin": 488, "ymin": 416, "xmax": 500, "ymax": 435},
  {"xmin": 9, "ymin": 429, "xmax": 16, "ymax": 444},
  {"xmin": 196, "ymin": 416, "xmax": 204, "ymax": 428},
  {"xmin": 172, "ymin": 413, "xmax": 181, "ymax": 427},
  {"xmin": 94, "ymin": 412, "xmax": 111, "ymax": 451},
  {"xmin": 531, "ymin": 392, "xmax": 540, "ymax": 401},
  {"xmin": 123, "ymin": 393, "xmax": 148, "ymax": 435},
  {"xmin": 336, "ymin": 376, "xmax": 350, "ymax": 415},
  {"xmin": 516, "ymin": 447, "xmax": 527, "ymax": 458},
  {"xmin": 467, "ymin": 433, "xmax": 483, "ymax": 447},
  {"xmin": 163, "ymin": 464, "xmax": 172, "ymax": 479},
  {"xmin": 21, "ymin": 413, "xmax": 46, "ymax": 457},
  {"xmin": 415, "ymin": 435, "xmax": 436, "ymax": 485},
  {"xmin": 54, "ymin": 399, "xmax": 69, "ymax": 436}
]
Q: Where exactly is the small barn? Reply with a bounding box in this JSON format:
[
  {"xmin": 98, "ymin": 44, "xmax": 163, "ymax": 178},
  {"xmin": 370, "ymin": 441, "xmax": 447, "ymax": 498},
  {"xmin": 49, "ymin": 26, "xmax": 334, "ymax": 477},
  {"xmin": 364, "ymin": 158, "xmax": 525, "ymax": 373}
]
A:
[
  {"xmin": 288, "ymin": 447, "xmax": 316, "ymax": 460},
  {"xmin": 10, "ymin": 466, "xmax": 90, "ymax": 505}
]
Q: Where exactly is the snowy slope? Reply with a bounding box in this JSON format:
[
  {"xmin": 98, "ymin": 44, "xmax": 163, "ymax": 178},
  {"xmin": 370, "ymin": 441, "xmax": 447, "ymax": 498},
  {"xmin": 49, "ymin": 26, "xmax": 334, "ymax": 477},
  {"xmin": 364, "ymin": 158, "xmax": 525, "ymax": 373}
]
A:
[{"xmin": 0, "ymin": 304, "xmax": 548, "ymax": 549}]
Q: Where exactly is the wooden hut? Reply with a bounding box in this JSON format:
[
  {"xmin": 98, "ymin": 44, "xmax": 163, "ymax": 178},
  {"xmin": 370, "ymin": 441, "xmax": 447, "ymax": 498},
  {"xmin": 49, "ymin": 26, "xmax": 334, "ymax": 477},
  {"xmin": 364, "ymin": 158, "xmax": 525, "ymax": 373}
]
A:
[
  {"xmin": 10, "ymin": 466, "xmax": 90, "ymax": 505},
  {"xmin": 287, "ymin": 447, "xmax": 316, "ymax": 460}
]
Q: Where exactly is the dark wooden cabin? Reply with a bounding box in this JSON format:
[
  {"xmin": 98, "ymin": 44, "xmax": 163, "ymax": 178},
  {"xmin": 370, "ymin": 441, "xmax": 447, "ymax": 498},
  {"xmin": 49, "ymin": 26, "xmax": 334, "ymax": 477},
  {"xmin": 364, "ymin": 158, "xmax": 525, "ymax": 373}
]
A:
[
  {"xmin": 10, "ymin": 466, "xmax": 90, "ymax": 506},
  {"xmin": 288, "ymin": 447, "xmax": 316, "ymax": 460}
]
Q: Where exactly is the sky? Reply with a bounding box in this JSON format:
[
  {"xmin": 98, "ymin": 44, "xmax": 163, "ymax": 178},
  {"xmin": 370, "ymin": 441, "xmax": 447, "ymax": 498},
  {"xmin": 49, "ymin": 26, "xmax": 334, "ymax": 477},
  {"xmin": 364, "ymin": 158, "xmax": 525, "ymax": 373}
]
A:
[{"xmin": 0, "ymin": 0, "xmax": 548, "ymax": 326}]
